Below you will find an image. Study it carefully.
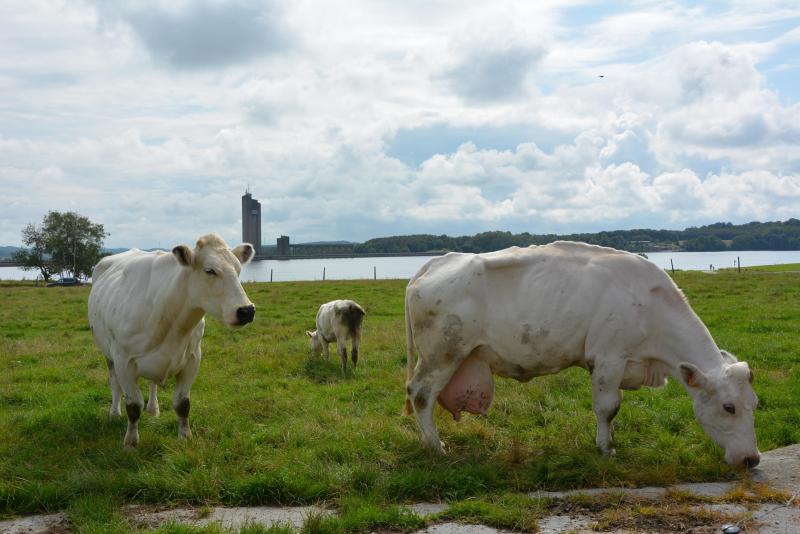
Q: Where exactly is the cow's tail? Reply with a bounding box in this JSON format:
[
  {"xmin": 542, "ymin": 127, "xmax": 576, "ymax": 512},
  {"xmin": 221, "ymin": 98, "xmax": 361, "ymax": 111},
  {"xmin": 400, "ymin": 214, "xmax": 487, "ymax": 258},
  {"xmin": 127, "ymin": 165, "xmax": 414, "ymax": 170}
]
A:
[
  {"xmin": 403, "ymin": 287, "xmax": 416, "ymax": 415},
  {"xmin": 341, "ymin": 302, "xmax": 365, "ymax": 337}
]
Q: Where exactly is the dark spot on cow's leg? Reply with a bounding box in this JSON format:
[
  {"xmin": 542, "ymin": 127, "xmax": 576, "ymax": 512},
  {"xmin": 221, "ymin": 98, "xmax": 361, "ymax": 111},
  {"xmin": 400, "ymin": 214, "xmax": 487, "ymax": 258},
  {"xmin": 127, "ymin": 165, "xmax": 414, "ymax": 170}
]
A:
[
  {"xmin": 126, "ymin": 403, "xmax": 141, "ymax": 423},
  {"xmin": 520, "ymin": 324, "xmax": 532, "ymax": 345},
  {"xmin": 351, "ymin": 347, "xmax": 358, "ymax": 366},
  {"xmin": 413, "ymin": 385, "xmax": 431, "ymax": 410},
  {"xmin": 175, "ymin": 397, "xmax": 190, "ymax": 419},
  {"xmin": 406, "ymin": 385, "xmax": 412, "ymax": 395},
  {"xmin": 340, "ymin": 348, "xmax": 348, "ymax": 375},
  {"xmin": 105, "ymin": 358, "xmax": 114, "ymax": 371}
]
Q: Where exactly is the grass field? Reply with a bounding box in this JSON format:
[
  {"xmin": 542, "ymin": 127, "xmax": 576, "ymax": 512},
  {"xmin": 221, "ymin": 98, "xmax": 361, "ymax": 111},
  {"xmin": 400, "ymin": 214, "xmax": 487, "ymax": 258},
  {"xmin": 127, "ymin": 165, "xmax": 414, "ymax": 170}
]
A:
[
  {"xmin": 742, "ymin": 263, "xmax": 800, "ymax": 272},
  {"xmin": 1, "ymin": 270, "xmax": 799, "ymax": 532}
]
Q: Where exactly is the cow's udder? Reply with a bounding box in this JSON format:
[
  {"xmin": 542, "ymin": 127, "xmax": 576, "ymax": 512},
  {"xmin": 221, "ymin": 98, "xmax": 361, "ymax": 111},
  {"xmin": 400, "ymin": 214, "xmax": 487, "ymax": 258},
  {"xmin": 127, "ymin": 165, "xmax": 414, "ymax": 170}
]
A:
[{"xmin": 437, "ymin": 352, "xmax": 494, "ymax": 421}]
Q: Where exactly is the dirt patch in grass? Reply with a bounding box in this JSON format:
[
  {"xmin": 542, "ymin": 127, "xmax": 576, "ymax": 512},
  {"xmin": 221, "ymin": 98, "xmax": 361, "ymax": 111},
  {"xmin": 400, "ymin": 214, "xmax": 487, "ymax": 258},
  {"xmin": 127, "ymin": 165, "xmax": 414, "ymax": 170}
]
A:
[{"xmin": 593, "ymin": 501, "xmax": 744, "ymax": 532}]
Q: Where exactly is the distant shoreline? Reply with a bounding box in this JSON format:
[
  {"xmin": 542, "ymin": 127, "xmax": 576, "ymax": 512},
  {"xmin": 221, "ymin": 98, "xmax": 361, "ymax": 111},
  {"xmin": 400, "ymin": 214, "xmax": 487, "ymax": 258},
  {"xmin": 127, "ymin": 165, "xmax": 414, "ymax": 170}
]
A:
[{"xmin": 254, "ymin": 251, "xmax": 443, "ymax": 260}]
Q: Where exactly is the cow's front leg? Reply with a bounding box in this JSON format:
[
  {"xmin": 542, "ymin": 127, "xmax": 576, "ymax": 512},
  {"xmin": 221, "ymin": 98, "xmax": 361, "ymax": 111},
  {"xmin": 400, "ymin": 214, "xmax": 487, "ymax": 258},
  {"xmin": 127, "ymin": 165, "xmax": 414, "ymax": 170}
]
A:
[
  {"xmin": 173, "ymin": 354, "xmax": 200, "ymax": 440},
  {"xmin": 146, "ymin": 382, "xmax": 160, "ymax": 417},
  {"xmin": 321, "ymin": 339, "xmax": 330, "ymax": 362},
  {"xmin": 106, "ymin": 358, "xmax": 123, "ymax": 418},
  {"xmin": 591, "ymin": 360, "xmax": 624, "ymax": 456},
  {"xmin": 114, "ymin": 359, "xmax": 144, "ymax": 449}
]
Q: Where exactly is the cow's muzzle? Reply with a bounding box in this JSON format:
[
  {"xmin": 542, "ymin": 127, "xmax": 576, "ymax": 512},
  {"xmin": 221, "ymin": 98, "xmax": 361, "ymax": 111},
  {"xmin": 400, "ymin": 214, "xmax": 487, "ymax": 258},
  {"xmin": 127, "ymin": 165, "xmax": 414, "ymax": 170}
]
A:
[{"xmin": 236, "ymin": 305, "xmax": 256, "ymax": 325}]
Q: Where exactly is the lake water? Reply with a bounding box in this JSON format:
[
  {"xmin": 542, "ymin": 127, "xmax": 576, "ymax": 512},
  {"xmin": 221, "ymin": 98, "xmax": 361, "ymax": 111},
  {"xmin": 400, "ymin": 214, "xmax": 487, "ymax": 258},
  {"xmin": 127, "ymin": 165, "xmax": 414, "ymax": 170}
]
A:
[{"xmin": 3, "ymin": 250, "xmax": 800, "ymax": 282}]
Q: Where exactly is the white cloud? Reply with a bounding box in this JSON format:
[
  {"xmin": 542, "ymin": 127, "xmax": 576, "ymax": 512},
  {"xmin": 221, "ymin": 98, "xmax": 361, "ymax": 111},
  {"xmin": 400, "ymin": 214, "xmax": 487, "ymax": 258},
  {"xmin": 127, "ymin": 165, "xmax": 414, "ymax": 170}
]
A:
[{"xmin": 1, "ymin": 1, "xmax": 799, "ymax": 248}]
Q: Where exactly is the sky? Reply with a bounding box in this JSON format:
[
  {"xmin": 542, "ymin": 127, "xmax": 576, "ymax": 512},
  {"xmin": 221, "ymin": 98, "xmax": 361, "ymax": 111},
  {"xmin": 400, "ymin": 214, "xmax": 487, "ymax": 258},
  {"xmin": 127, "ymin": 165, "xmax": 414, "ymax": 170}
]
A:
[{"xmin": 1, "ymin": 0, "xmax": 799, "ymax": 249}]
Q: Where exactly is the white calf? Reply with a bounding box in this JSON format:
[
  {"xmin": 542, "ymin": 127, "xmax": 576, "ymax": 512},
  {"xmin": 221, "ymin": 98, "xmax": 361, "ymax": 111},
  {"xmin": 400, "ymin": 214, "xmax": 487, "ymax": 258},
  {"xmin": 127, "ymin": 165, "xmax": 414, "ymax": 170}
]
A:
[{"xmin": 306, "ymin": 299, "xmax": 365, "ymax": 375}]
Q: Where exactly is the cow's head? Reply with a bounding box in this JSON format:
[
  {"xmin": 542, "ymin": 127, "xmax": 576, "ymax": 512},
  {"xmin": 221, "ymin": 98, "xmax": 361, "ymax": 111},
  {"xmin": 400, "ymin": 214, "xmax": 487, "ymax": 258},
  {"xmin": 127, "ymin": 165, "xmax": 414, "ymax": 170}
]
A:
[
  {"xmin": 306, "ymin": 330, "xmax": 322, "ymax": 354},
  {"xmin": 679, "ymin": 351, "xmax": 760, "ymax": 467},
  {"xmin": 172, "ymin": 234, "xmax": 256, "ymax": 328}
]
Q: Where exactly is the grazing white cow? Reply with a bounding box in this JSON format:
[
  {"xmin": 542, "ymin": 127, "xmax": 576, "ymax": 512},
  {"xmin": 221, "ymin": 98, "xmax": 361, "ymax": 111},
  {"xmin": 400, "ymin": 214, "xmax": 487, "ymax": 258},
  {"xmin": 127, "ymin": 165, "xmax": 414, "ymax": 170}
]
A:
[
  {"xmin": 89, "ymin": 234, "xmax": 255, "ymax": 448},
  {"xmin": 404, "ymin": 241, "xmax": 760, "ymax": 467},
  {"xmin": 306, "ymin": 299, "xmax": 365, "ymax": 375}
]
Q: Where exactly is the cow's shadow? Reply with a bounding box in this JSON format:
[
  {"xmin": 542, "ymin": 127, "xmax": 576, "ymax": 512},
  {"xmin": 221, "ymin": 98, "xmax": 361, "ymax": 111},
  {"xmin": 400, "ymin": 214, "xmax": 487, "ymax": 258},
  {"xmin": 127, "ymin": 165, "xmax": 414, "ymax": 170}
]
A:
[{"xmin": 302, "ymin": 354, "xmax": 354, "ymax": 383}]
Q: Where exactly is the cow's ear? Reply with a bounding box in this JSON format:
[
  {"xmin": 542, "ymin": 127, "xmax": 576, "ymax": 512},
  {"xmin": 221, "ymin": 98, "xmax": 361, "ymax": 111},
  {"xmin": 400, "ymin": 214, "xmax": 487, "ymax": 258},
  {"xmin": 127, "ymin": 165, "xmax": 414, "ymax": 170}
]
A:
[
  {"xmin": 172, "ymin": 245, "xmax": 194, "ymax": 267},
  {"xmin": 720, "ymin": 350, "xmax": 737, "ymax": 364},
  {"xmin": 232, "ymin": 243, "xmax": 254, "ymax": 265},
  {"xmin": 679, "ymin": 362, "xmax": 707, "ymax": 389}
]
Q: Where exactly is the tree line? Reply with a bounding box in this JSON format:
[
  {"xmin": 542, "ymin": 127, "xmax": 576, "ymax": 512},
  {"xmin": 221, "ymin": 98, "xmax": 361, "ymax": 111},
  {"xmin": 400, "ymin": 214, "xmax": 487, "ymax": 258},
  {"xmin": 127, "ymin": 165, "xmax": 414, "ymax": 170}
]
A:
[
  {"xmin": 10, "ymin": 214, "xmax": 799, "ymax": 280},
  {"xmin": 354, "ymin": 219, "xmax": 800, "ymax": 254}
]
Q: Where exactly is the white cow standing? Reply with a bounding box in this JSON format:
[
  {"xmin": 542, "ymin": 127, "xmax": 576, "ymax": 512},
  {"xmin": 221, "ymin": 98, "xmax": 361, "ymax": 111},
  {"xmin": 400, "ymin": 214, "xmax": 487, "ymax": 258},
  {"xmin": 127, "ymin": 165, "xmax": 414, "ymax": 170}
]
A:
[
  {"xmin": 89, "ymin": 234, "xmax": 256, "ymax": 448},
  {"xmin": 306, "ymin": 299, "xmax": 365, "ymax": 375},
  {"xmin": 404, "ymin": 241, "xmax": 760, "ymax": 467}
]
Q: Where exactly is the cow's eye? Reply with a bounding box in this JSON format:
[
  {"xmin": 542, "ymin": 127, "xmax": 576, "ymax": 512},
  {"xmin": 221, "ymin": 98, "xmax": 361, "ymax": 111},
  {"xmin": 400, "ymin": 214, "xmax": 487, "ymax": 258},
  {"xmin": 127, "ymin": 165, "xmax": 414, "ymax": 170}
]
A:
[
  {"xmin": 204, "ymin": 268, "xmax": 217, "ymax": 276},
  {"xmin": 723, "ymin": 403, "xmax": 735, "ymax": 415}
]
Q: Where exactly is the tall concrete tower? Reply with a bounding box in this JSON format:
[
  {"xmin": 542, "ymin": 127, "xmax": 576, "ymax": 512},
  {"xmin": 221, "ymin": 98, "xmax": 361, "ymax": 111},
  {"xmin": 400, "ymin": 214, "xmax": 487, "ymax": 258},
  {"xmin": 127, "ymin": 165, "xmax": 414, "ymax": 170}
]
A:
[{"xmin": 241, "ymin": 190, "xmax": 262, "ymax": 253}]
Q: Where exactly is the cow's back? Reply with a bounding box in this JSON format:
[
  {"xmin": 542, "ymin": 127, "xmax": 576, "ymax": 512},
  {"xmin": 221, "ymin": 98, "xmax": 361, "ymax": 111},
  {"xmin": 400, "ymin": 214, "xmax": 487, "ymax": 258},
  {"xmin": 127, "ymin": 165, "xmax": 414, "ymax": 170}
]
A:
[
  {"xmin": 408, "ymin": 242, "xmax": 676, "ymax": 373},
  {"xmin": 89, "ymin": 250, "xmax": 180, "ymax": 357}
]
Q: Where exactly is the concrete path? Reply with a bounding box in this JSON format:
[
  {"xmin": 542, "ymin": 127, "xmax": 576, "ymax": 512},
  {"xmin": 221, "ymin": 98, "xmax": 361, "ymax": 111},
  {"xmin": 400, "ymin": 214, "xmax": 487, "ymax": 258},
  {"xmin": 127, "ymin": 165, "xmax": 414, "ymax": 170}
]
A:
[{"xmin": 1, "ymin": 444, "xmax": 797, "ymax": 533}]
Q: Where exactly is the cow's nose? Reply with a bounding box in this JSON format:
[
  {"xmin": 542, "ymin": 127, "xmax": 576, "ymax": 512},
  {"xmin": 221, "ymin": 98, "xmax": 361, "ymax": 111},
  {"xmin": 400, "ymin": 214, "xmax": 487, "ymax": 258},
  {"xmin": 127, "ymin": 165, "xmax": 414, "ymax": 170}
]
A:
[
  {"xmin": 743, "ymin": 455, "xmax": 760, "ymax": 468},
  {"xmin": 236, "ymin": 305, "xmax": 255, "ymax": 325}
]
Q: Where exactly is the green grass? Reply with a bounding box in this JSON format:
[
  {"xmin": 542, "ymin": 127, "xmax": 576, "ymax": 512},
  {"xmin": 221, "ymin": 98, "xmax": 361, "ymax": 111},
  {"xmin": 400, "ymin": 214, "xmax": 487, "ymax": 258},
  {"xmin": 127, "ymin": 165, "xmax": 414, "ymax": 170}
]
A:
[
  {"xmin": 0, "ymin": 272, "xmax": 798, "ymax": 532},
  {"xmin": 741, "ymin": 263, "xmax": 800, "ymax": 272}
]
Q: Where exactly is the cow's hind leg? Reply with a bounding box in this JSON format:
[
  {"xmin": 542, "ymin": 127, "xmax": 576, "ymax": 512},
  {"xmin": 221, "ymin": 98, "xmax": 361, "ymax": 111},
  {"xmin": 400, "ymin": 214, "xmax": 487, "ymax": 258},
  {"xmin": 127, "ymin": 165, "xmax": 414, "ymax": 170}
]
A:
[
  {"xmin": 106, "ymin": 358, "xmax": 123, "ymax": 418},
  {"xmin": 146, "ymin": 382, "xmax": 160, "ymax": 417},
  {"xmin": 173, "ymin": 352, "xmax": 200, "ymax": 440},
  {"xmin": 591, "ymin": 359, "xmax": 625, "ymax": 456},
  {"xmin": 338, "ymin": 341, "xmax": 348, "ymax": 376},
  {"xmin": 351, "ymin": 331, "xmax": 361, "ymax": 368},
  {"xmin": 406, "ymin": 361, "xmax": 461, "ymax": 453}
]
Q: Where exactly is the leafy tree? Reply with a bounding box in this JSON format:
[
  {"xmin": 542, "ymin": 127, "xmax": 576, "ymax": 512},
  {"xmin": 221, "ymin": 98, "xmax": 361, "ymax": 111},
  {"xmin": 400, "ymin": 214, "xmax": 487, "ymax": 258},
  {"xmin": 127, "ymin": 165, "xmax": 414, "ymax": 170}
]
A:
[
  {"xmin": 12, "ymin": 223, "xmax": 57, "ymax": 281},
  {"xmin": 15, "ymin": 211, "xmax": 108, "ymax": 280}
]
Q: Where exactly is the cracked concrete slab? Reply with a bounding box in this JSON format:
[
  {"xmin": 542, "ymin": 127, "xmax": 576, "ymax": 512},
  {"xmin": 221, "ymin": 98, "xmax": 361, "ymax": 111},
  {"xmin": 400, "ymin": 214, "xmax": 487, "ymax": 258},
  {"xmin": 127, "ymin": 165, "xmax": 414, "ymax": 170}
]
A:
[
  {"xmin": 2, "ymin": 443, "xmax": 798, "ymax": 533},
  {"xmin": 536, "ymin": 514, "xmax": 595, "ymax": 533},
  {"xmin": 405, "ymin": 502, "xmax": 450, "ymax": 518},
  {"xmin": 0, "ymin": 512, "xmax": 69, "ymax": 534},
  {"xmin": 125, "ymin": 504, "xmax": 329, "ymax": 530},
  {"xmin": 750, "ymin": 502, "xmax": 800, "ymax": 534},
  {"xmin": 752, "ymin": 444, "xmax": 800, "ymax": 491},
  {"xmin": 414, "ymin": 523, "xmax": 514, "ymax": 533}
]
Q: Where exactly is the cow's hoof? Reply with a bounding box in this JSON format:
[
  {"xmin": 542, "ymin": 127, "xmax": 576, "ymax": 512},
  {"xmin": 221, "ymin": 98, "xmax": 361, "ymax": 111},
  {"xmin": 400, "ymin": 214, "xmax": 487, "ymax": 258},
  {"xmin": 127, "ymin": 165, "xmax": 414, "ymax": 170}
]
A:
[
  {"xmin": 109, "ymin": 410, "xmax": 121, "ymax": 419},
  {"xmin": 599, "ymin": 446, "xmax": 616, "ymax": 457},
  {"xmin": 124, "ymin": 434, "xmax": 139, "ymax": 449},
  {"xmin": 178, "ymin": 427, "xmax": 192, "ymax": 440},
  {"xmin": 424, "ymin": 440, "xmax": 446, "ymax": 454},
  {"xmin": 146, "ymin": 406, "xmax": 160, "ymax": 417}
]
